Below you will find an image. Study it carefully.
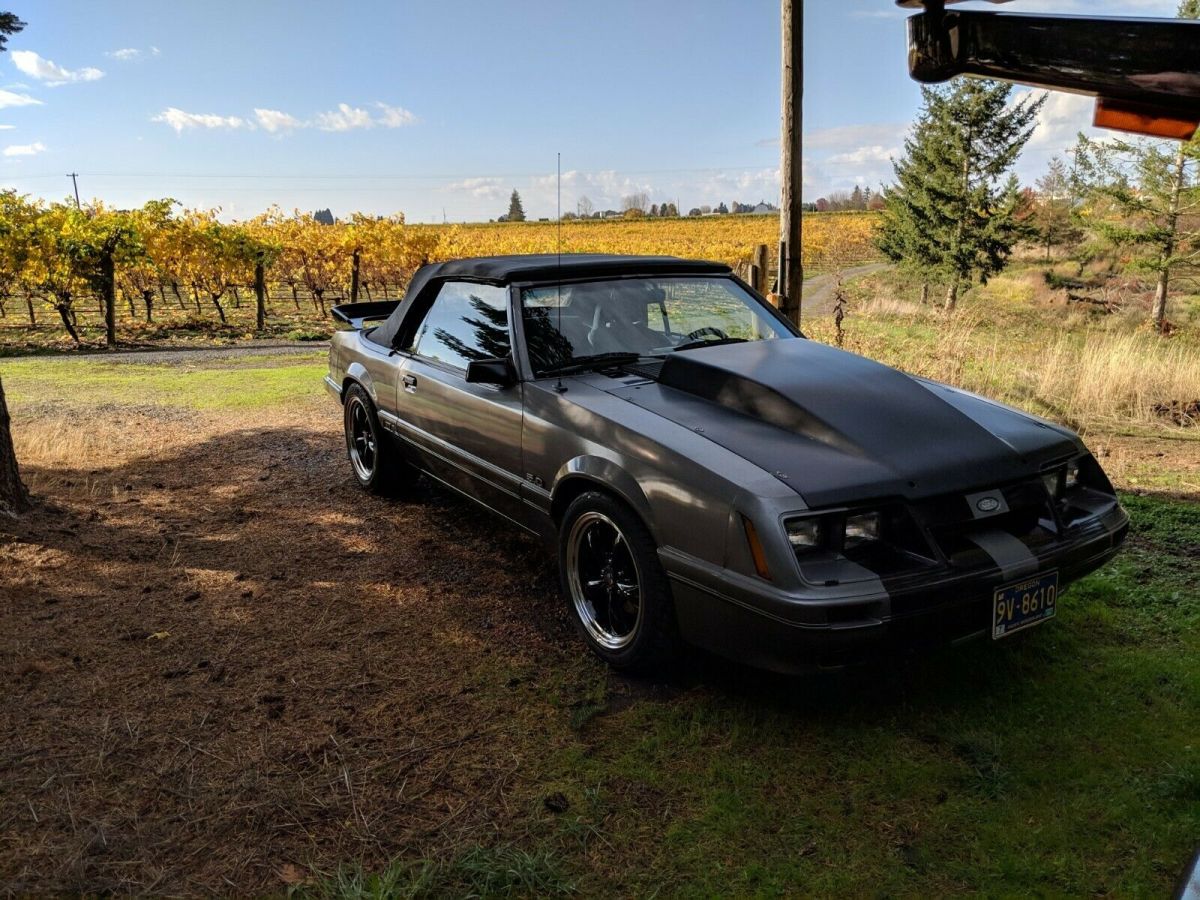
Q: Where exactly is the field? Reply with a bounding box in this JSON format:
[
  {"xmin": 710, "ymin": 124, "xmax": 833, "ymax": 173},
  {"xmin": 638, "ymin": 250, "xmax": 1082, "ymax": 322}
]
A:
[
  {"xmin": 0, "ymin": 212, "xmax": 881, "ymax": 355},
  {"xmin": 1, "ymin": 265, "xmax": 1198, "ymax": 895}
]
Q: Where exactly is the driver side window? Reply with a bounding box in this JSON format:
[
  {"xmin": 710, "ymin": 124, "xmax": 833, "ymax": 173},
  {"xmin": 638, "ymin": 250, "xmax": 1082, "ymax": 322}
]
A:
[{"xmin": 410, "ymin": 281, "xmax": 510, "ymax": 371}]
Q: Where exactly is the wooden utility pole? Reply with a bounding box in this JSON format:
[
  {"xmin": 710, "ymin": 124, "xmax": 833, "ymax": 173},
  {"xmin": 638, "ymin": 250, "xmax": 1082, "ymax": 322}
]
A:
[{"xmin": 779, "ymin": 0, "xmax": 803, "ymax": 325}]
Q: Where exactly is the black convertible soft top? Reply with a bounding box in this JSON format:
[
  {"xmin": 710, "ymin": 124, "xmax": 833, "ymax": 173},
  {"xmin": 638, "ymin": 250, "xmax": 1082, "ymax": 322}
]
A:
[{"xmin": 367, "ymin": 253, "xmax": 731, "ymax": 348}]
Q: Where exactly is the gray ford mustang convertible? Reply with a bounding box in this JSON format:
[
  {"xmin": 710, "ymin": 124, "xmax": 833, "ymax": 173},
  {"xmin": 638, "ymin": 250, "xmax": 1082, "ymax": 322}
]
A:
[{"xmin": 325, "ymin": 254, "xmax": 1127, "ymax": 673}]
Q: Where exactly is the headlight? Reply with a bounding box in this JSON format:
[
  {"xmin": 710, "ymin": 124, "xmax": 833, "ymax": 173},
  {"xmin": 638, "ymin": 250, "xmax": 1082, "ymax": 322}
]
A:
[
  {"xmin": 1065, "ymin": 460, "xmax": 1081, "ymax": 491},
  {"xmin": 844, "ymin": 511, "xmax": 882, "ymax": 547},
  {"xmin": 786, "ymin": 517, "xmax": 823, "ymax": 549},
  {"xmin": 1041, "ymin": 468, "xmax": 1063, "ymax": 500}
]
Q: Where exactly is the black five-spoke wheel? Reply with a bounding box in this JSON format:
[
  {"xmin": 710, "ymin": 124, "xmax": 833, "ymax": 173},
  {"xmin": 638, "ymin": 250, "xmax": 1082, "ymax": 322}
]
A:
[
  {"xmin": 347, "ymin": 395, "xmax": 378, "ymax": 482},
  {"xmin": 567, "ymin": 511, "xmax": 643, "ymax": 650},
  {"xmin": 342, "ymin": 383, "xmax": 411, "ymax": 496},
  {"xmin": 559, "ymin": 491, "xmax": 679, "ymax": 671}
]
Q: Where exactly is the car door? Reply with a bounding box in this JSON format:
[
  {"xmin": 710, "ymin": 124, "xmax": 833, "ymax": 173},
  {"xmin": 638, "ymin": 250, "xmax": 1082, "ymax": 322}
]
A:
[{"xmin": 393, "ymin": 280, "xmax": 526, "ymax": 525}]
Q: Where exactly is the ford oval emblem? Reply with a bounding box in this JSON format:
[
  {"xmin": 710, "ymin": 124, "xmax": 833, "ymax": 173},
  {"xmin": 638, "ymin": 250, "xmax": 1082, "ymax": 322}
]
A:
[{"xmin": 976, "ymin": 497, "xmax": 1001, "ymax": 513}]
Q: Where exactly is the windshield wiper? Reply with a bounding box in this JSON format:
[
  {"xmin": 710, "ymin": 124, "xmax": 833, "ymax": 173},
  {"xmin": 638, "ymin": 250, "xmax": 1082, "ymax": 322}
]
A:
[
  {"xmin": 538, "ymin": 352, "xmax": 656, "ymax": 377},
  {"xmin": 672, "ymin": 337, "xmax": 750, "ymax": 352}
]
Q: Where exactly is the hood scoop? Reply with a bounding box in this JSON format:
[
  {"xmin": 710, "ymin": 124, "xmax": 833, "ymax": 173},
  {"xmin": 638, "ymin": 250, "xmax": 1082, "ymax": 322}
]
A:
[{"xmin": 628, "ymin": 339, "xmax": 1071, "ymax": 506}]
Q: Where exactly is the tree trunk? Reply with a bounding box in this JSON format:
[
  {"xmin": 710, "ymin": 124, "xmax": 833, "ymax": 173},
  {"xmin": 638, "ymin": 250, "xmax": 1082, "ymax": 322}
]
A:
[
  {"xmin": 191, "ymin": 284, "xmax": 202, "ymax": 314},
  {"xmin": 254, "ymin": 259, "xmax": 266, "ymax": 331},
  {"xmin": 56, "ymin": 301, "xmax": 80, "ymax": 343},
  {"xmin": 1152, "ymin": 144, "xmax": 1186, "ymax": 334},
  {"xmin": 143, "ymin": 289, "xmax": 154, "ymax": 323},
  {"xmin": 381, "ymin": 282, "xmax": 389, "ymax": 299},
  {"xmin": 124, "ymin": 289, "xmax": 136, "ymax": 320},
  {"xmin": 210, "ymin": 292, "xmax": 227, "ymax": 324},
  {"xmin": 0, "ymin": 378, "xmax": 29, "ymax": 515},
  {"xmin": 158, "ymin": 283, "xmax": 166, "ymax": 305},
  {"xmin": 171, "ymin": 280, "xmax": 185, "ymax": 309},
  {"xmin": 363, "ymin": 280, "xmax": 371, "ymax": 300},
  {"xmin": 944, "ymin": 281, "xmax": 959, "ymax": 311},
  {"xmin": 290, "ymin": 284, "xmax": 300, "ymax": 310},
  {"xmin": 920, "ymin": 282, "xmax": 929, "ymax": 304},
  {"xmin": 25, "ymin": 295, "xmax": 35, "ymax": 325},
  {"xmin": 313, "ymin": 289, "xmax": 326, "ymax": 316},
  {"xmin": 101, "ymin": 251, "xmax": 117, "ymax": 348},
  {"xmin": 231, "ymin": 285, "xmax": 240, "ymax": 309},
  {"xmin": 350, "ymin": 249, "xmax": 361, "ymax": 302}
]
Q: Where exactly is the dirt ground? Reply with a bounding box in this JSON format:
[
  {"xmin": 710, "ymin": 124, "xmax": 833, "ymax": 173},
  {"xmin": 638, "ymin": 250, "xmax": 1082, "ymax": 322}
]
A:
[
  {"xmin": 0, "ymin": 397, "xmax": 588, "ymax": 893},
  {"xmin": 2, "ymin": 362, "xmax": 1198, "ymax": 894}
]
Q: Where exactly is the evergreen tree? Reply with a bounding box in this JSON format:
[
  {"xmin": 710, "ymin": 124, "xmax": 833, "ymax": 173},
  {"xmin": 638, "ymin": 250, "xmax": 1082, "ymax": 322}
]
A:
[
  {"xmin": 877, "ymin": 79, "xmax": 1044, "ymax": 309},
  {"xmin": 507, "ymin": 190, "xmax": 526, "ymax": 222},
  {"xmin": 1031, "ymin": 156, "xmax": 1083, "ymax": 261}
]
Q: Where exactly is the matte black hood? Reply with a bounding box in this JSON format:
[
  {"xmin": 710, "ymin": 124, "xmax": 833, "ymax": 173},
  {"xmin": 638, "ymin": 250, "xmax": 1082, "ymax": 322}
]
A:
[{"xmin": 612, "ymin": 338, "xmax": 1080, "ymax": 507}]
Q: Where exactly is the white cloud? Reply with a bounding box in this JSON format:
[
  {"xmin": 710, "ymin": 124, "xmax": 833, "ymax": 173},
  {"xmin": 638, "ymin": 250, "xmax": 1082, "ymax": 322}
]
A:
[
  {"xmin": 315, "ymin": 103, "xmax": 373, "ymax": 131},
  {"xmin": 445, "ymin": 176, "xmax": 507, "ymax": 200},
  {"xmin": 0, "ymin": 88, "xmax": 41, "ymax": 109},
  {"xmin": 375, "ymin": 102, "xmax": 417, "ymax": 128},
  {"xmin": 254, "ymin": 107, "xmax": 301, "ymax": 133},
  {"xmin": 151, "ymin": 46, "xmax": 161, "ymax": 56},
  {"xmin": 4, "ymin": 141, "xmax": 45, "ymax": 157},
  {"xmin": 11, "ymin": 50, "xmax": 104, "ymax": 86},
  {"xmin": 152, "ymin": 107, "xmax": 250, "ymax": 134},
  {"xmin": 0, "ymin": 125, "xmax": 15, "ymax": 130},
  {"xmin": 827, "ymin": 144, "xmax": 899, "ymax": 166},
  {"xmin": 107, "ymin": 48, "xmax": 140, "ymax": 61}
]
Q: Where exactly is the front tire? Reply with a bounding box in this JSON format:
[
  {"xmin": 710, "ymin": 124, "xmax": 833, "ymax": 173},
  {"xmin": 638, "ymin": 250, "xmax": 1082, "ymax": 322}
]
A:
[
  {"xmin": 559, "ymin": 491, "xmax": 679, "ymax": 672},
  {"xmin": 343, "ymin": 384, "xmax": 411, "ymax": 496}
]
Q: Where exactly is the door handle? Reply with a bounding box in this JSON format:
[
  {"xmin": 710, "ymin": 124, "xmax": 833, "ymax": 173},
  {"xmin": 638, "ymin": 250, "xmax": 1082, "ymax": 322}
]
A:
[{"xmin": 402, "ymin": 374, "xmax": 418, "ymax": 393}]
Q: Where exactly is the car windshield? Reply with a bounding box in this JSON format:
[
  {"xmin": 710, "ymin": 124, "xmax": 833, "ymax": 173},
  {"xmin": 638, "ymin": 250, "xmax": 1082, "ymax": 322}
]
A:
[{"xmin": 520, "ymin": 276, "xmax": 792, "ymax": 375}]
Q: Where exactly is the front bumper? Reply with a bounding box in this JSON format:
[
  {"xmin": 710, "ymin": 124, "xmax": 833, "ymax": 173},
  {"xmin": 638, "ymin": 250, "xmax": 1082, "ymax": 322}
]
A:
[{"xmin": 665, "ymin": 503, "xmax": 1129, "ymax": 674}]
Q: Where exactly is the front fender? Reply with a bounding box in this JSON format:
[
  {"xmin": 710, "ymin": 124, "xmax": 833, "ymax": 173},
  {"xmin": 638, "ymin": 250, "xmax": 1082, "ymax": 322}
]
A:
[{"xmin": 551, "ymin": 456, "xmax": 658, "ymax": 542}]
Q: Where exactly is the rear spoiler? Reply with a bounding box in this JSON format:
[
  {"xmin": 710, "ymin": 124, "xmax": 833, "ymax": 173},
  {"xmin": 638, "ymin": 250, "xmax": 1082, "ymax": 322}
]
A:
[{"xmin": 330, "ymin": 300, "xmax": 400, "ymax": 329}]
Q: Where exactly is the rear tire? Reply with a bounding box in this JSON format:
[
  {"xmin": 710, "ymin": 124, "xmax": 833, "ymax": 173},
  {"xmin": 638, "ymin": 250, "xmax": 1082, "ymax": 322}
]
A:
[
  {"xmin": 343, "ymin": 384, "xmax": 412, "ymax": 496},
  {"xmin": 559, "ymin": 491, "xmax": 679, "ymax": 672}
]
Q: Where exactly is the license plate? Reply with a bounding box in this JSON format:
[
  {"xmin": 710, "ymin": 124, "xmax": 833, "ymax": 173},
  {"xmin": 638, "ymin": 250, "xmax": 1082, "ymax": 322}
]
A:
[{"xmin": 992, "ymin": 571, "xmax": 1059, "ymax": 640}]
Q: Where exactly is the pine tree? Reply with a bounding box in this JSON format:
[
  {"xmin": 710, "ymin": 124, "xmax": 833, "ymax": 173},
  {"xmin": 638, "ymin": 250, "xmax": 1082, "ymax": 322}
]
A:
[
  {"xmin": 507, "ymin": 190, "xmax": 526, "ymax": 222},
  {"xmin": 877, "ymin": 79, "xmax": 1044, "ymax": 309}
]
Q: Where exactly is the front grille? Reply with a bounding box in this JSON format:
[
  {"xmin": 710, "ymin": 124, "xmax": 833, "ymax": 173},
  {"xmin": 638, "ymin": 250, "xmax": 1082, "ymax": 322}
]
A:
[{"xmin": 914, "ymin": 478, "xmax": 1058, "ymax": 570}]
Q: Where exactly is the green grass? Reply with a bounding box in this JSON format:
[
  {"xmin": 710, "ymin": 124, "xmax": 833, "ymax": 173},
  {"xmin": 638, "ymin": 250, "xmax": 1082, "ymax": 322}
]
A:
[
  {"xmin": 304, "ymin": 494, "xmax": 1199, "ymax": 897},
  {"xmin": 0, "ymin": 352, "xmax": 327, "ymax": 411}
]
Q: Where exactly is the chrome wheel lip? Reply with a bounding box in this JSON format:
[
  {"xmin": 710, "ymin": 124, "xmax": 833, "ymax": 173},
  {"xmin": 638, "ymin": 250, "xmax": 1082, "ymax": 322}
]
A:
[
  {"xmin": 346, "ymin": 398, "xmax": 377, "ymax": 482},
  {"xmin": 566, "ymin": 511, "xmax": 644, "ymax": 651}
]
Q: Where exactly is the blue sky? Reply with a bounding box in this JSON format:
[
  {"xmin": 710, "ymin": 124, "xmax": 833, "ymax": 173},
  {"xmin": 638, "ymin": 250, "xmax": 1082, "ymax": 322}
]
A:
[{"xmin": 0, "ymin": 0, "xmax": 1181, "ymax": 222}]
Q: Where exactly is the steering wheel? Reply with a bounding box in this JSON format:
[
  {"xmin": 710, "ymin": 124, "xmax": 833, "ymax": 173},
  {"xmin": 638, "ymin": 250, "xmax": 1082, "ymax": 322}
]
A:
[{"xmin": 685, "ymin": 326, "xmax": 729, "ymax": 342}]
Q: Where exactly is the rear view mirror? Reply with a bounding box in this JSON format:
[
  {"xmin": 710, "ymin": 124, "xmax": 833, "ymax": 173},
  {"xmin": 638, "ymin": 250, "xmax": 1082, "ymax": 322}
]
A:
[
  {"xmin": 465, "ymin": 356, "xmax": 516, "ymax": 386},
  {"xmin": 899, "ymin": 2, "xmax": 1200, "ymax": 139}
]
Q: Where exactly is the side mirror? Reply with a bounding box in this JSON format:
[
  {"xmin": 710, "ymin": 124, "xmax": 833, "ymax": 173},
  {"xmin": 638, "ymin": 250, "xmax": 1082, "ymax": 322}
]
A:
[{"xmin": 465, "ymin": 356, "xmax": 516, "ymax": 386}]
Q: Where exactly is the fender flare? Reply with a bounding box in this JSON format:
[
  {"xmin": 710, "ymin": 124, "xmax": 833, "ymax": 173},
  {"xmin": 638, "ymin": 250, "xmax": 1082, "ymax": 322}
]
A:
[
  {"xmin": 343, "ymin": 361, "xmax": 378, "ymax": 406},
  {"xmin": 550, "ymin": 455, "xmax": 659, "ymax": 542}
]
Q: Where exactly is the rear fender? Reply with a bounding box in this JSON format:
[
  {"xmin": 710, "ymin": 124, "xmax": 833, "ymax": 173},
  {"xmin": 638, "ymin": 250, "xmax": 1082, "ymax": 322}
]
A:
[{"xmin": 344, "ymin": 361, "xmax": 378, "ymax": 406}]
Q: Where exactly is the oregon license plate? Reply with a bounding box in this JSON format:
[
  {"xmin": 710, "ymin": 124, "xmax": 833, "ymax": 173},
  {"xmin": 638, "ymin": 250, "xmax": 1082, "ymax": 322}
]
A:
[{"xmin": 992, "ymin": 571, "xmax": 1059, "ymax": 640}]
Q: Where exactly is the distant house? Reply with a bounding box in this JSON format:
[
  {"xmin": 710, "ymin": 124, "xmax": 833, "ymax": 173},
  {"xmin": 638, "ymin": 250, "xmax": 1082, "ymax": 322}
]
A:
[{"xmin": 752, "ymin": 202, "xmax": 777, "ymax": 214}]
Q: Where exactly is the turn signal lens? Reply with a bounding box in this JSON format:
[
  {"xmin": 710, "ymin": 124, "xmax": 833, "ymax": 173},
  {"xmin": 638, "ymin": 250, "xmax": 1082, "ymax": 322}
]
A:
[{"xmin": 742, "ymin": 516, "xmax": 773, "ymax": 581}]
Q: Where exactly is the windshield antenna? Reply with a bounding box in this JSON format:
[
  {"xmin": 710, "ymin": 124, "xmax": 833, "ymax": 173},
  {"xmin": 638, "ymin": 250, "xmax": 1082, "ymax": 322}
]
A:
[{"xmin": 554, "ymin": 151, "xmax": 566, "ymax": 393}]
